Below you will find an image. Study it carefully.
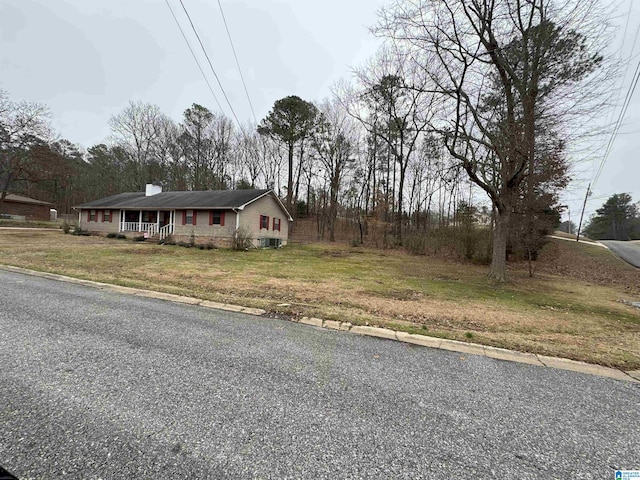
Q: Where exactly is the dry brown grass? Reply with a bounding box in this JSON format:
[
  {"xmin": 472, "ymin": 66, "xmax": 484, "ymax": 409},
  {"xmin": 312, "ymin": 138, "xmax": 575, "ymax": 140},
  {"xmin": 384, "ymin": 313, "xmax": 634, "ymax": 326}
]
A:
[{"xmin": 1, "ymin": 229, "xmax": 639, "ymax": 370}]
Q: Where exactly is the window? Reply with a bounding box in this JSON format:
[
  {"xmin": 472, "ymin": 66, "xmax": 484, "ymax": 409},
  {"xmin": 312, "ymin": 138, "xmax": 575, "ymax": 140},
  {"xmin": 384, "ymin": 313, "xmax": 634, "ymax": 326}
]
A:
[
  {"xmin": 186, "ymin": 209, "xmax": 194, "ymax": 225},
  {"xmin": 89, "ymin": 210, "xmax": 96, "ymax": 222},
  {"xmin": 259, "ymin": 238, "xmax": 281, "ymax": 248},
  {"xmin": 210, "ymin": 211, "xmax": 225, "ymax": 226},
  {"xmin": 103, "ymin": 210, "xmax": 111, "ymax": 222},
  {"xmin": 273, "ymin": 217, "xmax": 281, "ymax": 232},
  {"xmin": 260, "ymin": 215, "xmax": 269, "ymax": 230}
]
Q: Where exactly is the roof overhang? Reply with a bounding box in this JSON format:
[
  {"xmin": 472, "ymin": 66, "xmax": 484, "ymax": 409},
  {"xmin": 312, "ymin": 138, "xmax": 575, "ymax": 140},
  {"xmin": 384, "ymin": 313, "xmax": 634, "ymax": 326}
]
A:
[{"xmin": 237, "ymin": 190, "xmax": 293, "ymax": 221}]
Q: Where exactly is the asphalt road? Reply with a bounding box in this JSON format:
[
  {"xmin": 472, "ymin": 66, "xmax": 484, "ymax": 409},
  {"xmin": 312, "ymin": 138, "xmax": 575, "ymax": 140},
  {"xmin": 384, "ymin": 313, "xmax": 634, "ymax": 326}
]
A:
[
  {"xmin": 1, "ymin": 270, "xmax": 639, "ymax": 479},
  {"xmin": 601, "ymin": 240, "xmax": 640, "ymax": 268}
]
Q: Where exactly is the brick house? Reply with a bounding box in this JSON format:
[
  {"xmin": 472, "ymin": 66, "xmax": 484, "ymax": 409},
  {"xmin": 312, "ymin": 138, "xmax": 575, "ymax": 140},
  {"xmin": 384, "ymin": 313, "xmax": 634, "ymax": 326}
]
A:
[
  {"xmin": 74, "ymin": 185, "xmax": 292, "ymax": 247},
  {"xmin": 0, "ymin": 194, "xmax": 54, "ymax": 221}
]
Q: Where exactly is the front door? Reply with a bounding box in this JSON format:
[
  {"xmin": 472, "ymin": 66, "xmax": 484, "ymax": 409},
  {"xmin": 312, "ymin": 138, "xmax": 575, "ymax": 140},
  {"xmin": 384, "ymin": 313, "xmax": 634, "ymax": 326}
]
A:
[{"xmin": 160, "ymin": 211, "xmax": 171, "ymax": 227}]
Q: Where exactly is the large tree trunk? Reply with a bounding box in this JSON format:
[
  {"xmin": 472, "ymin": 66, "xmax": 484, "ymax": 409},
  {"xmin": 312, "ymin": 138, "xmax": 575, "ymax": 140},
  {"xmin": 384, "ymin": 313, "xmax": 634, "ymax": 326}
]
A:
[
  {"xmin": 286, "ymin": 142, "xmax": 294, "ymax": 215},
  {"xmin": 489, "ymin": 207, "xmax": 511, "ymax": 282}
]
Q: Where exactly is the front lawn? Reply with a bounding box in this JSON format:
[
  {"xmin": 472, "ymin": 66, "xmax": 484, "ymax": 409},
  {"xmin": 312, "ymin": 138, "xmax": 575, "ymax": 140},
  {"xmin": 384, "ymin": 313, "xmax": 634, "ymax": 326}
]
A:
[{"xmin": 1, "ymin": 230, "xmax": 639, "ymax": 369}]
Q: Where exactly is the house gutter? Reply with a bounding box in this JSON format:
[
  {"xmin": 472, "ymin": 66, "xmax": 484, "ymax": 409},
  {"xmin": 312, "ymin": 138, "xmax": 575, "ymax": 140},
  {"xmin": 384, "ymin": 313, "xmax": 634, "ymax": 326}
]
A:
[{"xmin": 232, "ymin": 207, "xmax": 241, "ymax": 233}]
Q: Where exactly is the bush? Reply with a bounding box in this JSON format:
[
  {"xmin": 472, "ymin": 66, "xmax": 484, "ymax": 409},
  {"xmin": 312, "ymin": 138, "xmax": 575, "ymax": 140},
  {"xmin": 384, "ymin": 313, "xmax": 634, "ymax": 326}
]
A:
[
  {"xmin": 158, "ymin": 236, "xmax": 175, "ymax": 245},
  {"xmin": 404, "ymin": 226, "xmax": 492, "ymax": 264},
  {"xmin": 106, "ymin": 232, "xmax": 117, "ymax": 238},
  {"xmin": 133, "ymin": 235, "xmax": 146, "ymax": 242},
  {"xmin": 117, "ymin": 234, "xmax": 127, "ymax": 240},
  {"xmin": 71, "ymin": 223, "xmax": 90, "ymax": 236},
  {"xmin": 61, "ymin": 220, "xmax": 71, "ymax": 234},
  {"xmin": 233, "ymin": 227, "xmax": 253, "ymax": 250}
]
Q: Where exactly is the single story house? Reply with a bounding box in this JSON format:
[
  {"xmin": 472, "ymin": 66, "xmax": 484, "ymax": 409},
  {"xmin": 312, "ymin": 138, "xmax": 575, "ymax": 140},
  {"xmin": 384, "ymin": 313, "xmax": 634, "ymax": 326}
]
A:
[
  {"xmin": 74, "ymin": 185, "xmax": 292, "ymax": 248},
  {"xmin": 0, "ymin": 193, "xmax": 54, "ymax": 221}
]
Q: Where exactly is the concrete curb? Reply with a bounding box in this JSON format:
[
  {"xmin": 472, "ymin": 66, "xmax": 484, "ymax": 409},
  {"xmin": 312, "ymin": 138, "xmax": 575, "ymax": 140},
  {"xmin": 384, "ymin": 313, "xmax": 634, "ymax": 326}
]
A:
[
  {"xmin": 1, "ymin": 264, "xmax": 637, "ymax": 384},
  {"xmin": 297, "ymin": 317, "xmax": 639, "ymax": 384},
  {"xmin": 0, "ymin": 265, "xmax": 267, "ymax": 317}
]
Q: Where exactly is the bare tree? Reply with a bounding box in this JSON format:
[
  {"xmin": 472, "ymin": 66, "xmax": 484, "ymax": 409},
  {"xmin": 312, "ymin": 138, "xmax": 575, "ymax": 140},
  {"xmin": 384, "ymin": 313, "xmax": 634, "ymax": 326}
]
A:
[
  {"xmin": 108, "ymin": 100, "xmax": 172, "ymax": 189},
  {"xmin": 375, "ymin": 0, "xmax": 611, "ymax": 280},
  {"xmin": 336, "ymin": 47, "xmax": 437, "ymax": 244},
  {"xmin": 312, "ymin": 98, "xmax": 359, "ymax": 241},
  {"xmin": 0, "ymin": 89, "xmax": 53, "ymax": 209}
]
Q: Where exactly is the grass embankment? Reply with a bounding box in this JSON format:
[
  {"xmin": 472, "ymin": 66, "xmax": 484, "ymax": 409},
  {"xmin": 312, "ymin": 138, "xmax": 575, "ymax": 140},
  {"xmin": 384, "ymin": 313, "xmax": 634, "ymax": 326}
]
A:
[
  {"xmin": 1, "ymin": 230, "xmax": 639, "ymax": 370},
  {"xmin": 0, "ymin": 219, "xmax": 61, "ymax": 228}
]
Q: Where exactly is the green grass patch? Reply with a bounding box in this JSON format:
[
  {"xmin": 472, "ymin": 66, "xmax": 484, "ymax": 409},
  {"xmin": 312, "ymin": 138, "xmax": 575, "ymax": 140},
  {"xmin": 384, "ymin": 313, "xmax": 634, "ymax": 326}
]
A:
[{"xmin": 0, "ymin": 230, "xmax": 638, "ymax": 369}]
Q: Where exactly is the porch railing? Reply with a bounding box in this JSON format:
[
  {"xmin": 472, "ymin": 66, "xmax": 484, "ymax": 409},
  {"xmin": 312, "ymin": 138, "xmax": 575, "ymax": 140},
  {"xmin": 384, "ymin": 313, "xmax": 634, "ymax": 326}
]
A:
[
  {"xmin": 120, "ymin": 221, "xmax": 174, "ymax": 240},
  {"xmin": 158, "ymin": 224, "xmax": 174, "ymax": 241},
  {"xmin": 121, "ymin": 221, "xmax": 157, "ymax": 232}
]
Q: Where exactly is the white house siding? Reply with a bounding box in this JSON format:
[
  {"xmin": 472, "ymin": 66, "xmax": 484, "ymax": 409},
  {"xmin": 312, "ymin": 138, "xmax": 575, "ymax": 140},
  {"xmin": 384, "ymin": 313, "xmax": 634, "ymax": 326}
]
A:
[
  {"xmin": 173, "ymin": 209, "xmax": 238, "ymax": 247},
  {"xmin": 80, "ymin": 209, "xmax": 120, "ymax": 234},
  {"xmin": 239, "ymin": 195, "xmax": 290, "ymax": 246}
]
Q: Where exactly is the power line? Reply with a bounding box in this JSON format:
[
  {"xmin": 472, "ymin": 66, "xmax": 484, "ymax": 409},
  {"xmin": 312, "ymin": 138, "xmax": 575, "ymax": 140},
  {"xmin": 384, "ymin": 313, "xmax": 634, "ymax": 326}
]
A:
[
  {"xmin": 592, "ymin": 20, "xmax": 640, "ymax": 188},
  {"xmin": 178, "ymin": 0, "xmax": 242, "ymax": 126},
  {"xmin": 164, "ymin": 0, "xmax": 224, "ymax": 114},
  {"xmin": 217, "ymin": 0, "xmax": 258, "ymax": 125},
  {"xmin": 592, "ymin": 48, "xmax": 640, "ymax": 187}
]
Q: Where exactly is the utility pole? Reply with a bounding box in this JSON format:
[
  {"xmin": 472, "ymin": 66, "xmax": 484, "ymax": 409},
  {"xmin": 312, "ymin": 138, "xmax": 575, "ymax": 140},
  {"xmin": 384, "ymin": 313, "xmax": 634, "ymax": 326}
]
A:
[{"xmin": 576, "ymin": 183, "xmax": 591, "ymax": 242}]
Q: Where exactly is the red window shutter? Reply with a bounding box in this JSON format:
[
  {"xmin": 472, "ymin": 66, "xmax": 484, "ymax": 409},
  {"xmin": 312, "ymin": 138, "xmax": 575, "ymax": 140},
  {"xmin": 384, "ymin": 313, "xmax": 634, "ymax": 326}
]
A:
[
  {"xmin": 182, "ymin": 211, "xmax": 186, "ymax": 225},
  {"xmin": 100, "ymin": 210, "xmax": 104, "ymax": 222},
  {"xmin": 209, "ymin": 211, "xmax": 213, "ymax": 226},
  {"xmin": 259, "ymin": 215, "xmax": 263, "ymax": 230},
  {"xmin": 192, "ymin": 211, "xmax": 197, "ymax": 226},
  {"xmin": 87, "ymin": 210, "xmax": 90, "ymax": 222},
  {"xmin": 220, "ymin": 212, "xmax": 225, "ymax": 227}
]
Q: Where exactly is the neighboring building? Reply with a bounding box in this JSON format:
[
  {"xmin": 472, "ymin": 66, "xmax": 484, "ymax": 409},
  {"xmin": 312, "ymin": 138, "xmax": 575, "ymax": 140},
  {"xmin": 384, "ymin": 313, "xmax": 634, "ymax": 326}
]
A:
[
  {"xmin": 0, "ymin": 193, "xmax": 54, "ymax": 221},
  {"xmin": 74, "ymin": 185, "xmax": 292, "ymax": 248}
]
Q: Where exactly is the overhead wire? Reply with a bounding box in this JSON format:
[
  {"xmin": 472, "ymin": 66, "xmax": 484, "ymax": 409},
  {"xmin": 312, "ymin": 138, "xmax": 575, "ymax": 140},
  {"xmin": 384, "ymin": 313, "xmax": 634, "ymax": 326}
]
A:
[
  {"xmin": 164, "ymin": 0, "xmax": 224, "ymax": 114},
  {"xmin": 592, "ymin": 36, "xmax": 640, "ymax": 187},
  {"xmin": 178, "ymin": 0, "xmax": 242, "ymax": 126},
  {"xmin": 577, "ymin": 3, "xmax": 640, "ymax": 238},
  {"xmin": 217, "ymin": 0, "xmax": 258, "ymax": 125}
]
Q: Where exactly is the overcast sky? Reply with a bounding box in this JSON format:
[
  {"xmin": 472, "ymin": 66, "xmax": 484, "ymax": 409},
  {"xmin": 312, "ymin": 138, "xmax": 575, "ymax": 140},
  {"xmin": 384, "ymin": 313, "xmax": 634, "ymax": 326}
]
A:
[{"xmin": 0, "ymin": 0, "xmax": 638, "ymax": 221}]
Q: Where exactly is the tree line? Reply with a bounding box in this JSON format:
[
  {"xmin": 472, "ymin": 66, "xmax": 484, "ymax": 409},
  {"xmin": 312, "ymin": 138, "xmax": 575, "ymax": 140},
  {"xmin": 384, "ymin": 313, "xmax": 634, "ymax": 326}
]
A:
[{"xmin": 1, "ymin": 0, "xmax": 613, "ymax": 281}]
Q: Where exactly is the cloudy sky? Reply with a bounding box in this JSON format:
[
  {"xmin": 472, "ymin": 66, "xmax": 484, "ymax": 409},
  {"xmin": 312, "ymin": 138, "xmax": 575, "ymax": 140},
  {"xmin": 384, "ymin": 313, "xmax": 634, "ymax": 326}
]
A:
[{"xmin": 0, "ymin": 0, "xmax": 638, "ymax": 221}]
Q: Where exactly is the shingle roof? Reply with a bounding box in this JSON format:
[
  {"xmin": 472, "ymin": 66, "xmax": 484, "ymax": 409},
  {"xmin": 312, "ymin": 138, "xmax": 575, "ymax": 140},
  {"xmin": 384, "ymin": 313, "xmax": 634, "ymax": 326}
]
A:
[
  {"xmin": 75, "ymin": 189, "xmax": 274, "ymax": 210},
  {"xmin": 4, "ymin": 194, "xmax": 53, "ymax": 206}
]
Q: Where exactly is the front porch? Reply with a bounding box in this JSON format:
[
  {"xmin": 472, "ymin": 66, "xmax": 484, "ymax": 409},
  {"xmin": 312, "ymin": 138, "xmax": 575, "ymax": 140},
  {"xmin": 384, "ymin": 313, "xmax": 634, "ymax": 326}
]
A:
[{"xmin": 119, "ymin": 210, "xmax": 175, "ymax": 240}]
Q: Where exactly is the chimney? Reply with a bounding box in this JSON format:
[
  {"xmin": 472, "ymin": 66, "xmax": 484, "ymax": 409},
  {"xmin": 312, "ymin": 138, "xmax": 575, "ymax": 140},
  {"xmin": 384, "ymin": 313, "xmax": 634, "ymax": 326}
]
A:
[{"xmin": 145, "ymin": 183, "xmax": 162, "ymax": 196}]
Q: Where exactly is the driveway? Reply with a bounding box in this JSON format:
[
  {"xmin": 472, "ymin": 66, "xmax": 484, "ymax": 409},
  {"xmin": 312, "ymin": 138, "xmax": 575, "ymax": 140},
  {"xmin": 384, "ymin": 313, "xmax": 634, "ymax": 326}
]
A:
[
  {"xmin": 601, "ymin": 240, "xmax": 640, "ymax": 268},
  {"xmin": 1, "ymin": 270, "xmax": 638, "ymax": 479}
]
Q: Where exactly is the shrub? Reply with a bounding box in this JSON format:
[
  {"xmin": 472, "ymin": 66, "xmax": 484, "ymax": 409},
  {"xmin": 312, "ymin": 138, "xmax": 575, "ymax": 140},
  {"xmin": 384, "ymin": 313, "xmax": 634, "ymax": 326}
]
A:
[
  {"xmin": 117, "ymin": 234, "xmax": 127, "ymax": 240},
  {"xmin": 106, "ymin": 232, "xmax": 117, "ymax": 238},
  {"xmin": 158, "ymin": 236, "xmax": 175, "ymax": 245},
  {"xmin": 133, "ymin": 235, "xmax": 146, "ymax": 242},
  {"xmin": 233, "ymin": 227, "xmax": 253, "ymax": 250},
  {"xmin": 404, "ymin": 226, "xmax": 492, "ymax": 264},
  {"xmin": 61, "ymin": 220, "xmax": 71, "ymax": 234},
  {"xmin": 71, "ymin": 223, "xmax": 90, "ymax": 236}
]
